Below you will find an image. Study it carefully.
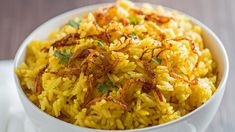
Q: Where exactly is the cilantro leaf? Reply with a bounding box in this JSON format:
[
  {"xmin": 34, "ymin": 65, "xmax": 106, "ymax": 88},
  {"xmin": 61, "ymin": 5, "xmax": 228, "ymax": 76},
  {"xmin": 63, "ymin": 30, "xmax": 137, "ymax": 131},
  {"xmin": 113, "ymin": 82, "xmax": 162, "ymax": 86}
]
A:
[
  {"xmin": 68, "ymin": 20, "xmax": 80, "ymax": 28},
  {"xmin": 128, "ymin": 17, "xmax": 140, "ymax": 25},
  {"xmin": 97, "ymin": 83, "xmax": 109, "ymax": 94},
  {"xmin": 53, "ymin": 50, "xmax": 72, "ymax": 64},
  {"xmin": 97, "ymin": 80, "xmax": 117, "ymax": 94},
  {"xmin": 97, "ymin": 40, "xmax": 105, "ymax": 47},
  {"xmin": 152, "ymin": 57, "xmax": 162, "ymax": 65}
]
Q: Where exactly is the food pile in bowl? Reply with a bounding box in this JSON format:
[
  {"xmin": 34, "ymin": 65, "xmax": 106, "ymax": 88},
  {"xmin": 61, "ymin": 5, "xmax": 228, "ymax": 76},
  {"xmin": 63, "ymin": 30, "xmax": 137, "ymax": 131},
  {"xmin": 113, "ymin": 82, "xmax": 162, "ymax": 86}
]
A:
[{"xmin": 16, "ymin": 0, "xmax": 217, "ymax": 130}]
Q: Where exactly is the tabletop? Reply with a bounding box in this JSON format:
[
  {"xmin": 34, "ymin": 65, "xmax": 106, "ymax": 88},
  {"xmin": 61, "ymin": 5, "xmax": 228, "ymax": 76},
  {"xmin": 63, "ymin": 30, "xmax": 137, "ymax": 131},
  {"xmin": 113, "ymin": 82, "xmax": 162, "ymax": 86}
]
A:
[{"xmin": 0, "ymin": 0, "xmax": 234, "ymax": 132}]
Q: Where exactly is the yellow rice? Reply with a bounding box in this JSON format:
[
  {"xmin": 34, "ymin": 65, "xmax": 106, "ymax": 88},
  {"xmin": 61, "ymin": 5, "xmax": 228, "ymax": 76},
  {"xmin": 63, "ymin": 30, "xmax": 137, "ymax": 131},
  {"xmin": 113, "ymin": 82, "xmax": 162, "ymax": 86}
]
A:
[{"xmin": 16, "ymin": 0, "xmax": 217, "ymax": 130}]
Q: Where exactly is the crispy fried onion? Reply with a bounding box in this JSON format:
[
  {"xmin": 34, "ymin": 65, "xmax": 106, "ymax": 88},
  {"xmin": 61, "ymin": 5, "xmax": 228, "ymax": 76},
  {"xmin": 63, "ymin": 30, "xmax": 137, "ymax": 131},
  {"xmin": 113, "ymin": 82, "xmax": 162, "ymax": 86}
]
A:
[
  {"xmin": 145, "ymin": 13, "xmax": 172, "ymax": 24},
  {"xmin": 81, "ymin": 52, "xmax": 118, "ymax": 106},
  {"xmin": 166, "ymin": 37, "xmax": 202, "ymax": 67},
  {"xmin": 85, "ymin": 96, "xmax": 128, "ymax": 110},
  {"xmin": 48, "ymin": 48, "xmax": 116, "ymax": 105},
  {"xmin": 139, "ymin": 49, "xmax": 149, "ymax": 60},
  {"xmin": 153, "ymin": 89, "xmax": 165, "ymax": 102},
  {"xmin": 151, "ymin": 40, "xmax": 172, "ymax": 58},
  {"xmin": 51, "ymin": 33, "xmax": 80, "ymax": 49},
  {"xmin": 40, "ymin": 33, "xmax": 80, "ymax": 52},
  {"xmin": 40, "ymin": 47, "xmax": 49, "ymax": 53},
  {"xmin": 141, "ymin": 61, "xmax": 165, "ymax": 101},
  {"xmin": 68, "ymin": 47, "xmax": 96, "ymax": 68},
  {"xmin": 140, "ymin": 45, "xmax": 164, "ymax": 61},
  {"xmin": 85, "ymin": 27, "xmax": 125, "ymax": 43},
  {"xmin": 120, "ymin": 78, "xmax": 144, "ymax": 103},
  {"xmin": 113, "ymin": 37, "xmax": 132, "ymax": 51},
  {"xmin": 51, "ymin": 48, "xmax": 116, "ymax": 79},
  {"xmin": 34, "ymin": 64, "xmax": 49, "ymax": 93},
  {"xmin": 79, "ymin": 50, "xmax": 115, "ymax": 77},
  {"xmin": 161, "ymin": 37, "xmax": 201, "ymax": 68},
  {"xmin": 169, "ymin": 70, "xmax": 198, "ymax": 85},
  {"xmin": 120, "ymin": 78, "xmax": 164, "ymax": 102},
  {"xmin": 87, "ymin": 21, "xmax": 131, "ymax": 44},
  {"xmin": 93, "ymin": 5, "xmax": 116, "ymax": 26},
  {"xmin": 48, "ymin": 49, "xmax": 99, "ymax": 77},
  {"xmin": 83, "ymin": 71, "xmax": 94, "ymax": 105},
  {"xmin": 103, "ymin": 26, "xmax": 126, "ymax": 43},
  {"xmin": 119, "ymin": 18, "xmax": 128, "ymax": 26},
  {"xmin": 172, "ymin": 37, "xmax": 201, "ymax": 56},
  {"xmin": 78, "ymin": 49, "xmax": 91, "ymax": 58},
  {"xmin": 48, "ymin": 68, "xmax": 81, "ymax": 77},
  {"xmin": 142, "ymin": 60, "xmax": 156, "ymax": 82},
  {"xmin": 130, "ymin": 8, "xmax": 145, "ymax": 15}
]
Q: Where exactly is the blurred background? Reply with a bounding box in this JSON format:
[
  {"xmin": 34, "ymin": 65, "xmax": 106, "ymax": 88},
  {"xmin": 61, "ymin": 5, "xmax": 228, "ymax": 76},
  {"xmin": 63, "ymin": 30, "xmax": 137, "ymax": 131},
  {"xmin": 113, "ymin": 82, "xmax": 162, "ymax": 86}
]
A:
[{"xmin": 0, "ymin": 0, "xmax": 234, "ymax": 132}]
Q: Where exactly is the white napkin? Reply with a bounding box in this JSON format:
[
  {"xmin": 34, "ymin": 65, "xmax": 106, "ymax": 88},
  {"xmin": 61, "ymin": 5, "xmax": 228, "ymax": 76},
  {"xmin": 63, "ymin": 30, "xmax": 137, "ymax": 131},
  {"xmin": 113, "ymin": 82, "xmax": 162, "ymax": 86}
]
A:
[{"xmin": 0, "ymin": 60, "xmax": 36, "ymax": 132}]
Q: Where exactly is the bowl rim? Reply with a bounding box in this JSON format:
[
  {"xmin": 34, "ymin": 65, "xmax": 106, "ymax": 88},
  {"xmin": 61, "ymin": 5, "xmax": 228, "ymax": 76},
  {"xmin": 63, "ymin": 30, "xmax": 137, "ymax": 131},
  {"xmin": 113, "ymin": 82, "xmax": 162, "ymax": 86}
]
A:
[{"xmin": 13, "ymin": 2, "xmax": 229, "ymax": 132}]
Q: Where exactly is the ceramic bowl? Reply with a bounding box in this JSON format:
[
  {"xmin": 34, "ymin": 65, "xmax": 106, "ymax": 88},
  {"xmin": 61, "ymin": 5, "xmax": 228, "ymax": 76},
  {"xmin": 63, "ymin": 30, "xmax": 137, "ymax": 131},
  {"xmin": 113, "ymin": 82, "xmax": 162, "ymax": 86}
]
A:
[{"xmin": 14, "ymin": 3, "xmax": 229, "ymax": 132}]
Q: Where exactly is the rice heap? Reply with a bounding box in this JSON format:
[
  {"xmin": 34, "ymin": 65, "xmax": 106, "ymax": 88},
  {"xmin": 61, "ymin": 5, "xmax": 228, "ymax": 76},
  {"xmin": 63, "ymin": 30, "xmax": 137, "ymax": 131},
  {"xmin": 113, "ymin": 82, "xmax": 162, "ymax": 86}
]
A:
[{"xmin": 16, "ymin": 0, "xmax": 217, "ymax": 130}]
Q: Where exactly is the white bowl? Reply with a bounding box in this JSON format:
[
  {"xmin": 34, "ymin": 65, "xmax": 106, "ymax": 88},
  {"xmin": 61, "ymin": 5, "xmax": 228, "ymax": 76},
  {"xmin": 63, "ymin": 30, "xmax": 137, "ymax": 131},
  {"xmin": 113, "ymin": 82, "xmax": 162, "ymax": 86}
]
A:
[{"xmin": 13, "ymin": 3, "xmax": 229, "ymax": 132}]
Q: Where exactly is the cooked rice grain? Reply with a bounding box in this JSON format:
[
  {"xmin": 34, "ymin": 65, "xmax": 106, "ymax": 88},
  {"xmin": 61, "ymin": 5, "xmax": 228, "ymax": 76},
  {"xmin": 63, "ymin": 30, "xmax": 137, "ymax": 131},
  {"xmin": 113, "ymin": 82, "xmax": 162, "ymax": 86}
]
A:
[{"xmin": 16, "ymin": 0, "xmax": 217, "ymax": 130}]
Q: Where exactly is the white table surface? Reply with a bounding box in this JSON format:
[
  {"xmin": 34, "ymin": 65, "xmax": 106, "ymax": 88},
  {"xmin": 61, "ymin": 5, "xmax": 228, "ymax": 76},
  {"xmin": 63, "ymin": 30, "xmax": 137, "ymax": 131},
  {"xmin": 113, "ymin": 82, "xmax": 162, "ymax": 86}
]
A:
[
  {"xmin": 0, "ymin": 60, "xmax": 233, "ymax": 132},
  {"xmin": 0, "ymin": 60, "xmax": 36, "ymax": 132}
]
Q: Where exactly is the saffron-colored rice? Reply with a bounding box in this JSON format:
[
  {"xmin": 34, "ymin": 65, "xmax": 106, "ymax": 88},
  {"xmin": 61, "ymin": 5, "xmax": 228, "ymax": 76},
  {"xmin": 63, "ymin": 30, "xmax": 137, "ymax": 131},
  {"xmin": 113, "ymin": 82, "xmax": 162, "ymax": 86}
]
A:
[{"xmin": 16, "ymin": 0, "xmax": 217, "ymax": 130}]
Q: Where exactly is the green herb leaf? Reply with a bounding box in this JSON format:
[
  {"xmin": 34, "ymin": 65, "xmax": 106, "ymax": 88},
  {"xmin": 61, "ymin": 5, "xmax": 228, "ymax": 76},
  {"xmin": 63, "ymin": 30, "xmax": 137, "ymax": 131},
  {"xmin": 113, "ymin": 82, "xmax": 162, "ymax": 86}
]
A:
[
  {"xmin": 97, "ymin": 83, "xmax": 109, "ymax": 94},
  {"xmin": 97, "ymin": 40, "xmax": 105, "ymax": 47},
  {"xmin": 97, "ymin": 80, "xmax": 117, "ymax": 94},
  {"xmin": 128, "ymin": 17, "xmax": 140, "ymax": 25},
  {"xmin": 68, "ymin": 20, "xmax": 80, "ymax": 28},
  {"xmin": 152, "ymin": 57, "xmax": 162, "ymax": 65},
  {"xmin": 53, "ymin": 50, "xmax": 72, "ymax": 64}
]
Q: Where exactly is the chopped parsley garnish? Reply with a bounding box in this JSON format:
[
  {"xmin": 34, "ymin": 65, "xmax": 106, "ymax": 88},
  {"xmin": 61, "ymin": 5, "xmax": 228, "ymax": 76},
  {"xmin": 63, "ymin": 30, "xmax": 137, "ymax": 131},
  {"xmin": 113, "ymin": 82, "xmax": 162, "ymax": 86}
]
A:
[
  {"xmin": 53, "ymin": 49, "xmax": 72, "ymax": 64},
  {"xmin": 152, "ymin": 57, "xmax": 162, "ymax": 65},
  {"xmin": 128, "ymin": 17, "xmax": 140, "ymax": 25},
  {"xmin": 97, "ymin": 40, "xmax": 105, "ymax": 47},
  {"xmin": 67, "ymin": 20, "xmax": 80, "ymax": 28},
  {"xmin": 97, "ymin": 83, "xmax": 109, "ymax": 94},
  {"xmin": 97, "ymin": 80, "xmax": 117, "ymax": 94}
]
